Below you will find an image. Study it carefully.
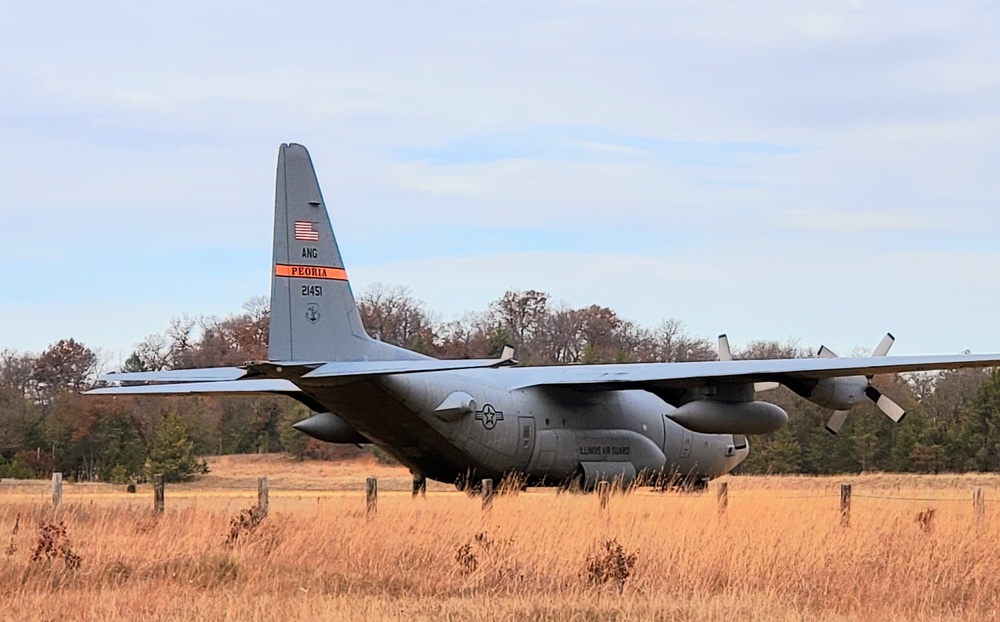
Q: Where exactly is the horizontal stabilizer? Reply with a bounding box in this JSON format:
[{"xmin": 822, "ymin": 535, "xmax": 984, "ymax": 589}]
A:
[
  {"xmin": 98, "ymin": 367, "xmax": 248, "ymax": 383},
  {"xmin": 92, "ymin": 348, "xmax": 516, "ymax": 391},
  {"xmin": 85, "ymin": 379, "xmax": 301, "ymax": 396}
]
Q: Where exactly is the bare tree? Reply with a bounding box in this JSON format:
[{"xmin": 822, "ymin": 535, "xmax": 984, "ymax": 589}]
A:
[
  {"xmin": 539, "ymin": 306, "xmax": 585, "ymax": 364},
  {"xmin": 488, "ymin": 290, "xmax": 551, "ymax": 361},
  {"xmin": 134, "ymin": 333, "xmax": 170, "ymax": 371},
  {"xmin": 165, "ymin": 315, "xmax": 198, "ymax": 369},
  {"xmin": 0, "ymin": 349, "xmax": 34, "ymax": 400},
  {"xmin": 437, "ymin": 312, "xmax": 491, "ymax": 359},
  {"xmin": 651, "ymin": 319, "xmax": 714, "ymax": 362},
  {"xmin": 918, "ymin": 367, "xmax": 990, "ymax": 425},
  {"xmin": 736, "ymin": 339, "xmax": 807, "ymax": 361},
  {"xmin": 613, "ymin": 320, "xmax": 656, "ymax": 363},
  {"xmin": 358, "ymin": 284, "xmax": 436, "ymax": 352}
]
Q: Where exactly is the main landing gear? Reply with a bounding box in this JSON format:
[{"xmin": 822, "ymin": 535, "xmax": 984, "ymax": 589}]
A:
[{"xmin": 412, "ymin": 471, "xmax": 426, "ymax": 498}]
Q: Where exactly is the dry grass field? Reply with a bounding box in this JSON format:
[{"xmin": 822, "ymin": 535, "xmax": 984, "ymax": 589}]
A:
[{"xmin": 4, "ymin": 455, "xmax": 1000, "ymax": 621}]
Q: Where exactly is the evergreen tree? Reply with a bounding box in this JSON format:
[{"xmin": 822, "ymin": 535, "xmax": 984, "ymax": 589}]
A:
[
  {"xmin": 145, "ymin": 412, "xmax": 208, "ymax": 482},
  {"xmin": 955, "ymin": 368, "xmax": 1000, "ymax": 471},
  {"xmin": 850, "ymin": 407, "xmax": 882, "ymax": 472},
  {"xmin": 742, "ymin": 425, "xmax": 802, "ymax": 474},
  {"xmin": 802, "ymin": 425, "xmax": 855, "ymax": 474},
  {"xmin": 886, "ymin": 409, "xmax": 922, "ymax": 472},
  {"xmin": 766, "ymin": 426, "xmax": 801, "ymax": 473},
  {"xmin": 121, "ymin": 351, "xmax": 147, "ymax": 373},
  {"xmin": 279, "ymin": 404, "xmax": 311, "ymax": 460}
]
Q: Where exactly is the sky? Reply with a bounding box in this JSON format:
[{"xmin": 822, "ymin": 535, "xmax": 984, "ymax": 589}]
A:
[{"xmin": 1, "ymin": 1, "xmax": 999, "ymax": 367}]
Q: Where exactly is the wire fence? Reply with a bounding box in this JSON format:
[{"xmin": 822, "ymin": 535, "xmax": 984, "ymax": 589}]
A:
[
  {"xmin": 719, "ymin": 492, "xmax": 997, "ymax": 502},
  {"xmin": 708, "ymin": 481, "xmax": 991, "ymax": 526},
  {"xmin": 27, "ymin": 473, "xmax": 1000, "ymax": 523},
  {"xmin": 853, "ymin": 493, "xmax": 969, "ymax": 502}
]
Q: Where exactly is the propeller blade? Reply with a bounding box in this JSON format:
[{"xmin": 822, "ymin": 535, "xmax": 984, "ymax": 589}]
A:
[
  {"xmin": 817, "ymin": 345, "xmax": 837, "ymax": 359},
  {"xmin": 817, "ymin": 334, "xmax": 901, "ymax": 435},
  {"xmin": 865, "ymin": 386, "xmax": 906, "ymax": 423},
  {"xmin": 718, "ymin": 334, "xmax": 732, "ymax": 362},
  {"xmin": 872, "ymin": 333, "xmax": 895, "ymax": 357},
  {"xmin": 825, "ymin": 410, "xmax": 850, "ymax": 435},
  {"xmin": 499, "ymin": 345, "xmax": 516, "ymax": 364},
  {"xmin": 754, "ymin": 381, "xmax": 780, "ymax": 392}
]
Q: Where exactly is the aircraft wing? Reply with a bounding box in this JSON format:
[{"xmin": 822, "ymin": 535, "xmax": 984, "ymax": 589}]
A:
[
  {"xmin": 302, "ymin": 353, "xmax": 516, "ymax": 379},
  {"xmin": 505, "ymin": 353, "xmax": 1000, "ymax": 390}
]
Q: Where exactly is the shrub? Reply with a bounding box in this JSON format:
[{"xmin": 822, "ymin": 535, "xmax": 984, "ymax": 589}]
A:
[
  {"xmin": 31, "ymin": 521, "xmax": 81, "ymax": 570},
  {"xmin": 585, "ymin": 538, "xmax": 637, "ymax": 593}
]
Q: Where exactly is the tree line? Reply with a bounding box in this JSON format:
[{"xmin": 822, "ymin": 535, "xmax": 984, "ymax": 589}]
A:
[{"xmin": 1, "ymin": 286, "xmax": 998, "ymax": 482}]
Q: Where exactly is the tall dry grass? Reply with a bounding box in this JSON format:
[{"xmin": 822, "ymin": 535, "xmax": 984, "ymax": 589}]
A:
[{"xmin": 3, "ymin": 464, "xmax": 1000, "ymax": 621}]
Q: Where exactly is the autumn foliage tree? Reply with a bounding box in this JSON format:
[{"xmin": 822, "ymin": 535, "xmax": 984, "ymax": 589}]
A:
[
  {"xmin": 0, "ymin": 288, "xmax": 998, "ymax": 479},
  {"xmin": 30, "ymin": 338, "xmax": 96, "ymax": 402}
]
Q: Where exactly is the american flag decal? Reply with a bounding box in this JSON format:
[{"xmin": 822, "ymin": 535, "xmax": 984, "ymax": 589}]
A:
[{"xmin": 294, "ymin": 221, "xmax": 320, "ymax": 241}]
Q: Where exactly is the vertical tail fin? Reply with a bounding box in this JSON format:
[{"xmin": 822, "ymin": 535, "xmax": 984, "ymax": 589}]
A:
[{"xmin": 267, "ymin": 143, "xmax": 376, "ymax": 362}]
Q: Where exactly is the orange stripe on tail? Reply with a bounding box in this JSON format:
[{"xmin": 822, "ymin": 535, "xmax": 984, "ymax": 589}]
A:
[{"xmin": 275, "ymin": 264, "xmax": 348, "ymax": 281}]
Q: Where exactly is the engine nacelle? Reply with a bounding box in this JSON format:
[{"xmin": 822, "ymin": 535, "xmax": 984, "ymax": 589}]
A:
[
  {"xmin": 668, "ymin": 400, "xmax": 788, "ymax": 434},
  {"xmin": 804, "ymin": 376, "xmax": 869, "ymax": 410},
  {"xmin": 292, "ymin": 411, "xmax": 368, "ymax": 444}
]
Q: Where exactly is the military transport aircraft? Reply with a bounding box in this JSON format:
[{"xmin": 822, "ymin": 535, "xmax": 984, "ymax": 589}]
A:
[{"xmin": 88, "ymin": 143, "xmax": 1000, "ymax": 491}]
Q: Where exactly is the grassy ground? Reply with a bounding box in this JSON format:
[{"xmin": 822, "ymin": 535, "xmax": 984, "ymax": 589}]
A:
[{"xmin": 3, "ymin": 455, "xmax": 1000, "ymax": 621}]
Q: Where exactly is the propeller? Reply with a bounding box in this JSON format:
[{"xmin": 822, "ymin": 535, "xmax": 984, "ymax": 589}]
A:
[
  {"xmin": 718, "ymin": 334, "xmax": 780, "ymax": 392},
  {"xmin": 718, "ymin": 334, "xmax": 732, "ymax": 362},
  {"xmin": 821, "ymin": 333, "xmax": 905, "ymax": 434}
]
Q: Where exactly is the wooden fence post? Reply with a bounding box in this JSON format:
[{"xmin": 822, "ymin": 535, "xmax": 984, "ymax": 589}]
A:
[
  {"xmin": 258, "ymin": 476, "xmax": 269, "ymax": 517},
  {"xmin": 366, "ymin": 477, "xmax": 378, "ymax": 518},
  {"xmin": 51, "ymin": 472, "xmax": 62, "ymax": 512},
  {"xmin": 717, "ymin": 481, "xmax": 729, "ymax": 515},
  {"xmin": 974, "ymin": 487, "xmax": 985, "ymax": 523},
  {"xmin": 153, "ymin": 474, "xmax": 165, "ymax": 514},
  {"xmin": 840, "ymin": 483, "xmax": 851, "ymax": 527},
  {"xmin": 597, "ymin": 481, "xmax": 611, "ymax": 509},
  {"xmin": 482, "ymin": 479, "xmax": 494, "ymax": 512}
]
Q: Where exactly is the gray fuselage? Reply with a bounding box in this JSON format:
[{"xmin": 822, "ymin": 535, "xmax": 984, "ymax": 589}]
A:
[{"xmin": 299, "ymin": 368, "xmax": 748, "ymax": 487}]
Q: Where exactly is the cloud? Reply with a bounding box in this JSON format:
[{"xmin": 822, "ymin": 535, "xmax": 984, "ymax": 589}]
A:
[{"xmin": 1, "ymin": 2, "xmax": 999, "ymax": 357}]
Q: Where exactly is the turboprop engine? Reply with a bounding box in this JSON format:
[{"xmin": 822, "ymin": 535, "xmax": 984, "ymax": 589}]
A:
[
  {"xmin": 668, "ymin": 400, "xmax": 788, "ymax": 434},
  {"xmin": 799, "ymin": 334, "xmax": 907, "ymax": 434},
  {"xmin": 802, "ymin": 376, "xmax": 870, "ymax": 410}
]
